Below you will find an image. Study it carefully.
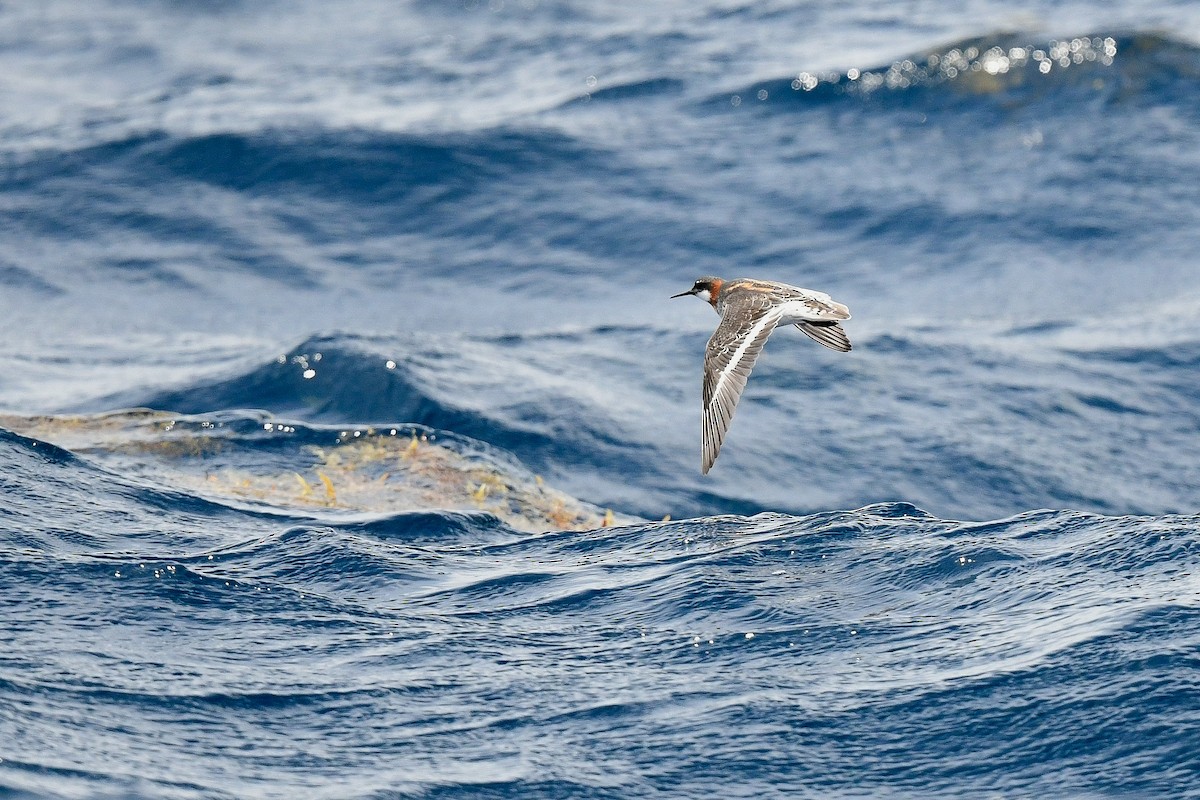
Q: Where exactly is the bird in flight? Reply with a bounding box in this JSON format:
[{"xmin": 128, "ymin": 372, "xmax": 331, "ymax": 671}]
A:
[{"xmin": 672, "ymin": 276, "xmax": 852, "ymax": 474}]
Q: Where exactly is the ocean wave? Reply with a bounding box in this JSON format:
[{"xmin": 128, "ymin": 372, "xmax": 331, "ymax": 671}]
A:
[
  {"xmin": 122, "ymin": 334, "xmax": 571, "ymax": 459},
  {"xmin": 105, "ymin": 332, "xmax": 661, "ymax": 487},
  {"xmin": 560, "ymin": 76, "xmax": 687, "ymax": 108},
  {"xmin": 48, "ymin": 323, "xmax": 1200, "ymax": 523},
  {"xmin": 0, "ymin": 125, "xmax": 611, "ymax": 284},
  {"xmin": 714, "ymin": 31, "xmax": 1200, "ymax": 112},
  {"xmin": 3, "ymin": 482, "xmax": 1197, "ymax": 796},
  {"xmin": 0, "ymin": 405, "xmax": 627, "ymax": 533}
]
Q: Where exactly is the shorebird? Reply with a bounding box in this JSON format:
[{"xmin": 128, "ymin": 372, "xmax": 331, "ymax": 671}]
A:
[{"xmin": 672, "ymin": 276, "xmax": 852, "ymax": 474}]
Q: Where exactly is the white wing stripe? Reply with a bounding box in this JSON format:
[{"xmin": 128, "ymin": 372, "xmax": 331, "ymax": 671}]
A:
[{"xmin": 706, "ymin": 308, "xmax": 779, "ymax": 412}]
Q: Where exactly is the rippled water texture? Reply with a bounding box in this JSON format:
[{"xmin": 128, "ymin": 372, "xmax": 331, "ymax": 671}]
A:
[{"xmin": 2, "ymin": 1, "xmax": 1199, "ymax": 798}]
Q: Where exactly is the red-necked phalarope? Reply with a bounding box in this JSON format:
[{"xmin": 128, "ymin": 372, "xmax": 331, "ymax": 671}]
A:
[{"xmin": 672, "ymin": 276, "xmax": 852, "ymax": 474}]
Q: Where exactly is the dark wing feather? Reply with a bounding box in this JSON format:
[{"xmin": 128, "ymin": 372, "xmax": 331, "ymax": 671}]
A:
[
  {"xmin": 701, "ymin": 299, "xmax": 782, "ymax": 474},
  {"xmin": 795, "ymin": 321, "xmax": 852, "ymax": 352}
]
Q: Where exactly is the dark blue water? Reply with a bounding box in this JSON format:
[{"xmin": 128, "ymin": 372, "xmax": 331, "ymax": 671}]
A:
[{"xmin": 3, "ymin": 2, "xmax": 1200, "ymax": 797}]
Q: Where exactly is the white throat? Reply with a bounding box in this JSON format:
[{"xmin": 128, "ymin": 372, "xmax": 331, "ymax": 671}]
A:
[{"xmin": 696, "ymin": 288, "xmax": 712, "ymax": 303}]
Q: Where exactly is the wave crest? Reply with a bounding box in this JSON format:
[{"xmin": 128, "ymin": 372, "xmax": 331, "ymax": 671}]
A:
[{"xmin": 716, "ymin": 32, "xmax": 1200, "ymax": 111}]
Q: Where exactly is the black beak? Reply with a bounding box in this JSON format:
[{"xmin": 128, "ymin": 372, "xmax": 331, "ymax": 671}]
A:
[{"xmin": 671, "ymin": 289, "xmax": 695, "ymax": 299}]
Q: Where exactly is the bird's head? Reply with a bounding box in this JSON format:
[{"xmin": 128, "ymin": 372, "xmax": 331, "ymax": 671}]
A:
[{"xmin": 671, "ymin": 276, "xmax": 723, "ymax": 306}]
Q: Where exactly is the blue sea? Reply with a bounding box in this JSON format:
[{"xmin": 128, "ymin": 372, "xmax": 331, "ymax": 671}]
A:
[{"xmin": 3, "ymin": 2, "xmax": 1200, "ymax": 798}]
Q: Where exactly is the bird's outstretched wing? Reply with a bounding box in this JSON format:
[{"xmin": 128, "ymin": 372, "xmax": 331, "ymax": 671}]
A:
[{"xmin": 701, "ymin": 299, "xmax": 783, "ymax": 474}]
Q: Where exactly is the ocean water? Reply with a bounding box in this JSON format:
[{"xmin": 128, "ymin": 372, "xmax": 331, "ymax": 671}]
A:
[{"xmin": 2, "ymin": 1, "xmax": 1200, "ymax": 797}]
